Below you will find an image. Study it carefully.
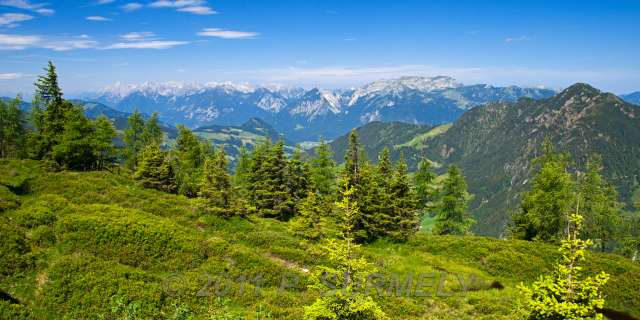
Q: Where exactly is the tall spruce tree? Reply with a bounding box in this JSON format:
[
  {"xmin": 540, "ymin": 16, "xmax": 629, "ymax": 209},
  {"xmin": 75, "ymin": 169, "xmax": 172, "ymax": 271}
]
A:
[
  {"xmin": 387, "ymin": 154, "xmax": 419, "ymax": 241},
  {"xmin": 51, "ymin": 106, "xmax": 96, "ymax": 170},
  {"xmin": 344, "ymin": 129, "xmax": 361, "ymax": 188},
  {"xmin": 198, "ymin": 145, "xmax": 233, "ymax": 216},
  {"xmin": 433, "ymin": 165, "xmax": 475, "ymax": 235},
  {"xmin": 579, "ymin": 155, "xmax": 622, "ymax": 252},
  {"xmin": 287, "ymin": 146, "xmax": 312, "ymax": 212},
  {"xmin": 134, "ymin": 143, "xmax": 176, "ymax": 193},
  {"xmin": 92, "ymin": 115, "xmax": 117, "ymax": 170},
  {"xmin": 142, "ymin": 112, "xmax": 163, "ymax": 145},
  {"xmin": 511, "ymin": 139, "xmax": 575, "ymax": 242},
  {"xmin": 310, "ymin": 137, "xmax": 336, "ymax": 198},
  {"xmin": 414, "ymin": 158, "xmax": 437, "ymax": 211},
  {"xmin": 0, "ymin": 97, "xmax": 25, "ymax": 158},
  {"xmin": 249, "ymin": 139, "xmax": 292, "ymax": 219},
  {"xmin": 174, "ymin": 125, "xmax": 206, "ymax": 197},
  {"xmin": 123, "ymin": 111, "xmax": 145, "ymax": 170}
]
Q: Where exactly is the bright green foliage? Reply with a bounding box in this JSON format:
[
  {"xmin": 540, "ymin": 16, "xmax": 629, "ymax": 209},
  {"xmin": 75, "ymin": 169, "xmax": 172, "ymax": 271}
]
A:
[
  {"xmin": 0, "ymin": 185, "xmax": 20, "ymax": 212},
  {"xmin": 174, "ymin": 125, "xmax": 208, "ymax": 197},
  {"xmin": 198, "ymin": 145, "xmax": 234, "ymax": 216},
  {"xmin": 123, "ymin": 111, "xmax": 145, "ymax": 170},
  {"xmin": 386, "ymin": 154, "xmax": 419, "ymax": 242},
  {"xmin": 51, "ymin": 106, "xmax": 98, "ymax": 170},
  {"xmin": 376, "ymin": 147, "xmax": 393, "ymax": 179},
  {"xmin": 414, "ymin": 158, "xmax": 437, "ymax": 211},
  {"xmin": 433, "ymin": 165, "xmax": 475, "ymax": 235},
  {"xmin": 0, "ymin": 97, "xmax": 26, "ymax": 158},
  {"xmin": 518, "ymin": 213, "xmax": 610, "ymax": 320},
  {"xmin": 134, "ymin": 143, "xmax": 176, "ymax": 193},
  {"xmin": 304, "ymin": 179, "xmax": 388, "ymax": 320},
  {"xmin": 512, "ymin": 140, "xmax": 576, "ymax": 242},
  {"xmin": 310, "ymin": 138, "xmax": 336, "ymax": 199},
  {"xmin": 92, "ymin": 115, "xmax": 117, "ymax": 170},
  {"xmin": 579, "ymin": 155, "xmax": 622, "ymax": 252},
  {"xmin": 248, "ymin": 139, "xmax": 293, "ymax": 219},
  {"xmin": 290, "ymin": 191, "xmax": 326, "ymax": 240},
  {"xmin": 142, "ymin": 112, "xmax": 163, "ymax": 146},
  {"xmin": 357, "ymin": 161, "xmax": 388, "ymax": 241}
]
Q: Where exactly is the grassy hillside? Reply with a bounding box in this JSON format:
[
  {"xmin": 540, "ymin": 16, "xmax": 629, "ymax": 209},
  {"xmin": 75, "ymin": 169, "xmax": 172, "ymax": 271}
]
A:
[{"xmin": 1, "ymin": 159, "xmax": 639, "ymax": 319}]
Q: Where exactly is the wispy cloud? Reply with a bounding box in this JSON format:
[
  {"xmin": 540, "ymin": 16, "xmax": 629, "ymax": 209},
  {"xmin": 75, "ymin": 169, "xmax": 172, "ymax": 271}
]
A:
[
  {"xmin": 0, "ymin": 0, "xmax": 54, "ymax": 15},
  {"xmin": 0, "ymin": 72, "xmax": 25, "ymax": 80},
  {"xmin": 96, "ymin": 0, "xmax": 115, "ymax": 4},
  {"xmin": 120, "ymin": 31, "xmax": 156, "ymax": 41},
  {"xmin": 0, "ymin": 13, "xmax": 33, "ymax": 27},
  {"xmin": 105, "ymin": 40, "xmax": 188, "ymax": 49},
  {"xmin": 0, "ymin": 33, "xmax": 41, "ymax": 49},
  {"xmin": 505, "ymin": 35, "xmax": 531, "ymax": 43},
  {"xmin": 121, "ymin": 2, "xmax": 143, "ymax": 12},
  {"xmin": 86, "ymin": 15, "xmax": 111, "ymax": 22},
  {"xmin": 197, "ymin": 28, "xmax": 258, "ymax": 39},
  {"xmin": 0, "ymin": 33, "xmax": 98, "ymax": 51},
  {"xmin": 150, "ymin": 0, "xmax": 216, "ymax": 15}
]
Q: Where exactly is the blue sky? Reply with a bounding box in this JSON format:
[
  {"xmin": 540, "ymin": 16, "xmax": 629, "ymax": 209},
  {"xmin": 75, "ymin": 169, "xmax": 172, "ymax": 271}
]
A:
[{"xmin": 1, "ymin": 0, "xmax": 639, "ymax": 96}]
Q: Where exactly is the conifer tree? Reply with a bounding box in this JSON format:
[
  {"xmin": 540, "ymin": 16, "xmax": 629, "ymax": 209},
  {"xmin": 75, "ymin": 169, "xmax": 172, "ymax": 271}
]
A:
[
  {"xmin": 579, "ymin": 155, "xmax": 622, "ymax": 252},
  {"xmin": 51, "ymin": 106, "xmax": 97, "ymax": 170},
  {"xmin": 198, "ymin": 145, "xmax": 233, "ymax": 216},
  {"xmin": 433, "ymin": 165, "xmax": 475, "ymax": 235},
  {"xmin": 0, "ymin": 97, "xmax": 26, "ymax": 158},
  {"xmin": 134, "ymin": 143, "xmax": 176, "ymax": 193},
  {"xmin": 511, "ymin": 139, "xmax": 575, "ymax": 242},
  {"xmin": 92, "ymin": 115, "xmax": 117, "ymax": 170},
  {"xmin": 142, "ymin": 112, "xmax": 163, "ymax": 145},
  {"xmin": 174, "ymin": 125, "xmax": 206, "ymax": 197},
  {"xmin": 344, "ymin": 129, "xmax": 361, "ymax": 188},
  {"xmin": 290, "ymin": 191, "xmax": 325, "ymax": 240},
  {"xmin": 304, "ymin": 179, "xmax": 387, "ymax": 320},
  {"xmin": 414, "ymin": 158, "xmax": 437, "ymax": 211},
  {"xmin": 387, "ymin": 154, "xmax": 419, "ymax": 241},
  {"xmin": 357, "ymin": 161, "xmax": 388, "ymax": 241},
  {"xmin": 123, "ymin": 111, "xmax": 145, "ymax": 170},
  {"xmin": 376, "ymin": 147, "xmax": 393, "ymax": 180},
  {"xmin": 287, "ymin": 146, "xmax": 312, "ymax": 210},
  {"xmin": 310, "ymin": 137, "xmax": 336, "ymax": 198},
  {"xmin": 517, "ymin": 213, "xmax": 610, "ymax": 319},
  {"xmin": 250, "ymin": 139, "xmax": 292, "ymax": 219},
  {"xmin": 34, "ymin": 61, "xmax": 63, "ymax": 108}
]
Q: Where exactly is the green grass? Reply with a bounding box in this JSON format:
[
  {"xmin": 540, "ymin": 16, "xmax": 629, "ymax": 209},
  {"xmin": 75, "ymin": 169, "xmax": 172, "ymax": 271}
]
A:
[
  {"xmin": 1, "ymin": 159, "xmax": 638, "ymax": 319},
  {"xmin": 396, "ymin": 123, "xmax": 453, "ymax": 150}
]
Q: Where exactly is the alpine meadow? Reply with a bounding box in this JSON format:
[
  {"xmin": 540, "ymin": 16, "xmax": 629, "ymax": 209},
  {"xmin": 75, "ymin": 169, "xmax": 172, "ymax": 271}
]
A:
[{"xmin": 1, "ymin": 1, "xmax": 640, "ymax": 319}]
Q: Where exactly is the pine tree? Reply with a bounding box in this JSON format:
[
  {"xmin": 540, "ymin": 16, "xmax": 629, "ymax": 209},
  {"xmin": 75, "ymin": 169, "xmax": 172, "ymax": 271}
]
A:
[
  {"xmin": 414, "ymin": 158, "xmax": 437, "ymax": 211},
  {"xmin": 34, "ymin": 61, "xmax": 63, "ymax": 108},
  {"xmin": 517, "ymin": 213, "xmax": 610, "ymax": 319},
  {"xmin": 290, "ymin": 191, "xmax": 325, "ymax": 240},
  {"xmin": 51, "ymin": 106, "xmax": 97, "ymax": 170},
  {"xmin": 579, "ymin": 155, "xmax": 622, "ymax": 252},
  {"xmin": 287, "ymin": 146, "xmax": 312, "ymax": 211},
  {"xmin": 310, "ymin": 137, "xmax": 336, "ymax": 199},
  {"xmin": 249, "ymin": 139, "xmax": 292, "ymax": 219},
  {"xmin": 511, "ymin": 139, "xmax": 575, "ymax": 242},
  {"xmin": 303, "ymin": 179, "xmax": 388, "ymax": 320},
  {"xmin": 142, "ymin": 112, "xmax": 163, "ymax": 145},
  {"xmin": 198, "ymin": 145, "xmax": 233, "ymax": 216},
  {"xmin": 376, "ymin": 147, "xmax": 393, "ymax": 179},
  {"xmin": 123, "ymin": 111, "xmax": 145, "ymax": 170},
  {"xmin": 92, "ymin": 115, "xmax": 117, "ymax": 170},
  {"xmin": 357, "ymin": 161, "xmax": 388, "ymax": 241},
  {"xmin": 387, "ymin": 154, "xmax": 419, "ymax": 241},
  {"xmin": 344, "ymin": 129, "xmax": 361, "ymax": 188},
  {"xmin": 433, "ymin": 165, "xmax": 475, "ymax": 235},
  {"xmin": 134, "ymin": 143, "xmax": 176, "ymax": 193},
  {"xmin": 174, "ymin": 125, "xmax": 206, "ymax": 197},
  {"xmin": 0, "ymin": 97, "xmax": 26, "ymax": 158}
]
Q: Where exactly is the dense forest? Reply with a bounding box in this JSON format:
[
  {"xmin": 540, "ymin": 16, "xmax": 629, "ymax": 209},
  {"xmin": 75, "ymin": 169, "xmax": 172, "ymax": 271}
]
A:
[{"xmin": 1, "ymin": 62, "xmax": 640, "ymax": 319}]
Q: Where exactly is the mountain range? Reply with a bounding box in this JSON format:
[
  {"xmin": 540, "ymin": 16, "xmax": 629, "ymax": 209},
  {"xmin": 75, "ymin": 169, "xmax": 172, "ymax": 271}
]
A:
[
  {"xmin": 80, "ymin": 76, "xmax": 556, "ymax": 141},
  {"xmin": 330, "ymin": 83, "xmax": 640, "ymax": 236}
]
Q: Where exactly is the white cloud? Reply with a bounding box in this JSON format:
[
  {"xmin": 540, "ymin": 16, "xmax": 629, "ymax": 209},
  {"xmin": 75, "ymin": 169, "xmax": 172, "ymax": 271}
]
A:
[
  {"xmin": 43, "ymin": 38, "xmax": 98, "ymax": 51},
  {"xmin": 505, "ymin": 35, "xmax": 531, "ymax": 43},
  {"xmin": 121, "ymin": 2, "xmax": 143, "ymax": 12},
  {"xmin": 105, "ymin": 40, "xmax": 188, "ymax": 49},
  {"xmin": 86, "ymin": 15, "xmax": 111, "ymax": 21},
  {"xmin": 177, "ymin": 5, "xmax": 215, "ymax": 15},
  {"xmin": 120, "ymin": 31, "xmax": 156, "ymax": 41},
  {"xmin": 197, "ymin": 28, "xmax": 259, "ymax": 39},
  {"xmin": 97, "ymin": 0, "xmax": 115, "ymax": 4},
  {"xmin": 0, "ymin": 0, "xmax": 54, "ymax": 15},
  {"xmin": 149, "ymin": 0, "xmax": 216, "ymax": 15},
  {"xmin": 0, "ymin": 72, "xmax": 23, "ymax": 80},
  {"xmin": 0, "ymin": 33, "xmax": 41, "ymax": 49},
  {"xmin": 0, "ymin": 13, "xmax": 33, "ymax": 26}
]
